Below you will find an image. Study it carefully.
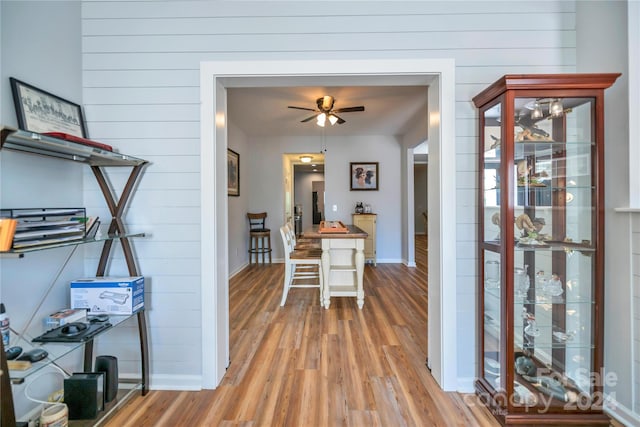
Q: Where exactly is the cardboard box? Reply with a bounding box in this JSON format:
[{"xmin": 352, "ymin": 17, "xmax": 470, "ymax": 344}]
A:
[
  {"xmin": 70, "ymin": 276, "xmax": 144, "ymax": 315},
  {"xmin": 44, "ymin": 308, "xmax": 87, "ymax": 330}
]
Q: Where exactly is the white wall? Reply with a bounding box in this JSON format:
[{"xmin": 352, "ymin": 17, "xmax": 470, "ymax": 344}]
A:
[
  {"xmin": 227, "ymin": 119, "xmax": 250, "ymax": 276},
  {"xmin": 241, "ymin": 134, "xmax": 403, "ymax": 263},
  {"xmin": 576, "ymin": 1, "xmax": 635, "ymax": 423},
  {"xmin": 80, "ymin": 0, "xmax": 578, "ymax": 393},
  {"xmin": 0, "ymin": 1, "xmax": 85, "ymax": 419},
  {"xmin": 414, "ymin": 164, "xmax": 428, "ymax": 234}
]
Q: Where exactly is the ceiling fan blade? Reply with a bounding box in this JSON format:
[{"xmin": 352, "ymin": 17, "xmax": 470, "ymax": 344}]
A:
[
  {"xmin": 300, "ymin": 114, "xmax": 317, "ymax": 123},
  {"xmin": 288, "ymin": 106, "xmax": 317, "ymax": 112},
  {"xmin": 333, "ymin": 106, "xmax": 365, "ymax": 113},
  {"xmin": 332, "ymin": 114, "xmax": 346, "ymax": 124}
]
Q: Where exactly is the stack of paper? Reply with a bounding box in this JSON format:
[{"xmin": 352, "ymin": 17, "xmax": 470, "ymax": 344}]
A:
[{"xmin": 1, "ymin": 208, "xmax": 99, "ymax": 250}]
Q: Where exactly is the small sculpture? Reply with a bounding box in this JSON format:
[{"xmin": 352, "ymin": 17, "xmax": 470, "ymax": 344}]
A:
[
  {"xmin": 515, "ymin": 213, "xmax": 535, "ymax": 233},
  {"xmin": 544, "ymin": 273, "xmax": 563, "ymax": 296},
  {"xmin": 515, "ymin": 114, "xmax": 553, "ymax": 142}
]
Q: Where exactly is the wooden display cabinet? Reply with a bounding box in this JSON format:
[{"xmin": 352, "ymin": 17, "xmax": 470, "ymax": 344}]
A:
[
  {"xmin": 352, "ymin": 213, "xmax": 376, "ymax": 266},
  {"xmin": 473, "ymin": 74, "xmax": 619, "ymax": 425}
]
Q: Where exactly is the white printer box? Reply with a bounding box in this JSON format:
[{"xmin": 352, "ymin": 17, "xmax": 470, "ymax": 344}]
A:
[{"xmin": 70, "ymin": 276, "xmax": 144, "ymax": 315}]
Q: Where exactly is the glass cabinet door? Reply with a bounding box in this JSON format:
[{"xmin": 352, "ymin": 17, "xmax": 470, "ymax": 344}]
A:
[
  {"xmin": 511, "ymin": 96, "xmax": 597, "ymax": 408},
  {"xmin": 481, "ymin": 102, "xmax": 503, "ymax": 391}
]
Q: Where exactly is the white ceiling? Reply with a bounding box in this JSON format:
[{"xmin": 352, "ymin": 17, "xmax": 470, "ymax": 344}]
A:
[{"xmin": 227, "ymin": 85, "xmax": 429, "ymax": 138}]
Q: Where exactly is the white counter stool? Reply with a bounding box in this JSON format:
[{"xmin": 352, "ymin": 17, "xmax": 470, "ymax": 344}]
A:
[{"xmin": 279, "ymin": 225, "xmax": 323, "ymax": 306}]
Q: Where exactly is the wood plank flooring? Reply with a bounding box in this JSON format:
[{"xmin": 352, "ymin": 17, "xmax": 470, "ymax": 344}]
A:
[
  {"xmin": 103, "ymin": 235, "xmax": 496, "ymax": 426},
  {"xmin": 104, "ymin": 235, "xmax": 617, "ymax": 426}
]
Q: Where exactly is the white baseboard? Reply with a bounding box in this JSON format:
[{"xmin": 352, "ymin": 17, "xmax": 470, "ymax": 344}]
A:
[
  {"xmin": 229, "ymin": 262, "xmax": 248, "ymax": 278},
  {"xmin": 377, "ymin": 258, "xmax": 403, "ymax": 264},
  {"xmin": 605, "ymin": 395, "xmax": 640, "ymax": 427},
  {"xmin": 147, "ymin": 374, "xmax": 203, "ymax": 391}
]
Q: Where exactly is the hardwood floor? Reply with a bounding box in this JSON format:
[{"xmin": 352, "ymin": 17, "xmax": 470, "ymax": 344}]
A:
[{"xmin": 100, "ymin": 236, "xmax": 492, "ymax": 426}]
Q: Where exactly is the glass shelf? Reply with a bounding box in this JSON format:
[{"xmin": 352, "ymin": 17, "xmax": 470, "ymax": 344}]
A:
[
  {"xmin": 1, "ymin": 126, "xmax": 146, "ymax": 167},
  {"xmin": 7, "ymin": 314, "xmax": 140, "ymax": 384},
  {"xmin": 484, "ymin": 287, "xmax": 595, "ymax": 305},
  {"xmin": 0, "ymin": 232, "xmax": 145, "ymax": 256},
  {"xmin": 483, "ymin": 240, "xmax": 595, "ymax": 253}
]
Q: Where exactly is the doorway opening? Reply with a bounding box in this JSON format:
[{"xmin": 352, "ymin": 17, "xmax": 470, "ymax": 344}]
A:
[
  {"xmin": 283, "ymin": 153, "xmax": 325, "ymax": 235},
  {"xmin": 201, "ymin": 58, "xmax": 458, "ymax": 391}
]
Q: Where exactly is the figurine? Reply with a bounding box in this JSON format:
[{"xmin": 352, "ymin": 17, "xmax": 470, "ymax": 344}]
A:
[
  {"xmin": 544, "ymin": 273, "xmax": 564, "ymax": 296},
  {"xmin": 547, "ymin": 273, "xmax": 562, "ymax": 288},
  {"xmin": 515, "ymin": 213, "xmax": 535, "ymax": 233},
  {"xmin": 515, "ymin": 114, "xmax": 553, "ymax": 142}
]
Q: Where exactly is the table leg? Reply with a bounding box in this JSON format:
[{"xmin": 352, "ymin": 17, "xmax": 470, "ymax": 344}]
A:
[
  {"xmin": 355, "ymin": 242, "xmax": 365, "ymax": 309},
  {"xmin": 321, "ymin": 243, "xmax": 331, "ymax": 309}
]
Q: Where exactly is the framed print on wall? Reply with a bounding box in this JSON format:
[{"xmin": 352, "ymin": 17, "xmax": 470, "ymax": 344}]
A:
[
  {"xmin": 9, "ymin": 77, "xmax": 88, "ymax": 138},
  {"xmin": 228, "ymin": 149, "xmax": 240, "ymax": 196},
  {"xmin": 350, "ymin": 162, "xmax": 378, "ymax": 191}
]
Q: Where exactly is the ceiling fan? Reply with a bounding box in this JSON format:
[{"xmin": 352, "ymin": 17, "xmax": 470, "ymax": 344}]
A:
[{"xmin": 288, "ymin": 95, "xmax": 365, "ymax": 127}]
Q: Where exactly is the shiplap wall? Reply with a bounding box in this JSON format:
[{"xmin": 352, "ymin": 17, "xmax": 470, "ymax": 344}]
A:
[{"xmin": 80, "ymin": 0, "xmax": 578, "ymax": 391}]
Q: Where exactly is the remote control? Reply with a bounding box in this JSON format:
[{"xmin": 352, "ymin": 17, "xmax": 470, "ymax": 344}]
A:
[
  {"xmin": 16, "ymin": 348, "xmax": 48, "ymax": 363},
  {"xmin": 5, "ymin": 346, "xmax": 22, "ymax": 360}
]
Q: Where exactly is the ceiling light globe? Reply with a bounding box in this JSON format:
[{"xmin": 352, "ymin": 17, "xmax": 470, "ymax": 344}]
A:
[
  {"xmin": 531, "ymin": 102, "xmax": 543, "ymax": 119},
  {"xmin": 316, "ymin": 113, "xmax": 327, "ymax": 127}
]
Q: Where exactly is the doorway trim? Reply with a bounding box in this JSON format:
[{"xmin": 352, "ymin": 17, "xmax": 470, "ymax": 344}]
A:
[{"xmin": 200, "ymin": 58, "xmax": 458, "ymax": 390}]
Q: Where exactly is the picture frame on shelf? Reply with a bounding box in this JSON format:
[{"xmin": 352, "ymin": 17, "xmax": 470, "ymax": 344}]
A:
[
  {"xmin": 350, "ymin": 162, "xmax": 378, "ymax": 191},
  {"xmin": 9, "ymin": 77, "xmax": 87, "ymax": 138},
  {"xmin": 228, "ymin": 149, "xmax": 240, "ymax": 196}
]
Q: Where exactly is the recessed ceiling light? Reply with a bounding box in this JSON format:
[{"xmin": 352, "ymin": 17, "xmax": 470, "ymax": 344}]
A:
[{"xmin": 300, "ymin": 156, "xmax": 313, "ymax": 163}]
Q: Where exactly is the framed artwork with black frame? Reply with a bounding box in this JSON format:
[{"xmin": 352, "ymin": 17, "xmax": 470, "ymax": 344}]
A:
[
  {"xmin": 350, "ymin": 162, "xmax": 378, "ymax": 191},
  {"xmin": 228, "ymin": 149, "xmax": 240, "ymax": 196},
  {"xmin": 9, "ymin": 77, "xmax": 87, "ymax": 138}
]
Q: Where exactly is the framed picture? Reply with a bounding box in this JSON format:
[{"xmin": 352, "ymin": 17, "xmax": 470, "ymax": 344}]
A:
[
  {"xmin": 228, "ymin": 149, "xmax": 240, "ymax": 196},
  {"xmin": 9, "ymin": 77, "xmax": 87, "ymax": 138},
  {"xmin": 350, "ymin": 162, "xmax": 379, "ymax": 191}
]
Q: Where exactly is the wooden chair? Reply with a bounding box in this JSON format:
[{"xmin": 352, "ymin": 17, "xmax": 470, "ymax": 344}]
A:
[
  {"xmin": 279, "ymin": 225, "xmax": 323, "ymax": 306},
  {"xmin": 285, "ymin": 221, "xmax": 320, "ymax": 250},
  {"xmin": 247, "ymin": 212, "xmax": 272, "ymax": 264}
]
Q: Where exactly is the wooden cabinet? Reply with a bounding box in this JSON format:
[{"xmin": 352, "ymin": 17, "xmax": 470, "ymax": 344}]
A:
[
  {"xmin": 473, "ymin": 74, "xmax": 619, "ymax": 425},
  {"xmin": 0, "ymin": 127, "xmax": 149, "ymax": 426},
  {"xmin": 353, "ymin": 213, "xmax": 376, "ymax": 266}
]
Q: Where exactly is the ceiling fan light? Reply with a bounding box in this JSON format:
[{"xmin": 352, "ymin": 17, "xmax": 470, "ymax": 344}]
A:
[
  {"xmin": 549, "ymin": 99, "xmax": 564, "ymax": 117},
  {"xmin": 531, "ymin": 102, "xmax": 543, "ymax": 119},
  {"xmin": 328, "ymin": 114, "xmax": 339, "ymax": 125},
  {"xmin": 316, "ymin": 113, "xmax": 327, "ymax": 127}
]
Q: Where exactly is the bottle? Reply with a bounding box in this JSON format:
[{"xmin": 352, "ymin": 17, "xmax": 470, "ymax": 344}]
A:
[{"xmin": 0, "ymin": 303, "xmax": 9, "ymax": 349}]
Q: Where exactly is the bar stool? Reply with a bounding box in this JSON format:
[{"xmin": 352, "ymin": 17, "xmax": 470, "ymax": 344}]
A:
[{"xmin": 247, "ymin": 212, "xmax": 272, "ymax": 264}]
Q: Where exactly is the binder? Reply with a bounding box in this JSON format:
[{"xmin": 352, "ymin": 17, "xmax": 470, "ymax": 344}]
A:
[{"xmin": 0, "ymin": 219, "xmax": 17, "ymax": 251}]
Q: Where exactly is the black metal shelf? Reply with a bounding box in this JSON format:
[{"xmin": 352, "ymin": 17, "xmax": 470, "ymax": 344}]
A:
[{"xmin": 0, "ymin": 126, "xmax": 150, "ymax": 427}]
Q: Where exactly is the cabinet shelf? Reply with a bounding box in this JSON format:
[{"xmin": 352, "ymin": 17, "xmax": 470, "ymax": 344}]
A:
[
  {"xmin": 484, "ymin": 287, "xmax": 595, "ymax": 305},
  {"xmin": 483, "ymin": 241, "xmax": 595, "ymax": 253}
]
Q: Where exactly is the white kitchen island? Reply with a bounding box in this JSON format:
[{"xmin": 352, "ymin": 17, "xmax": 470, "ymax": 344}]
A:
[{"xmin": 303, "ymin": 224, "xmax": 368, "ymax": 309}]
